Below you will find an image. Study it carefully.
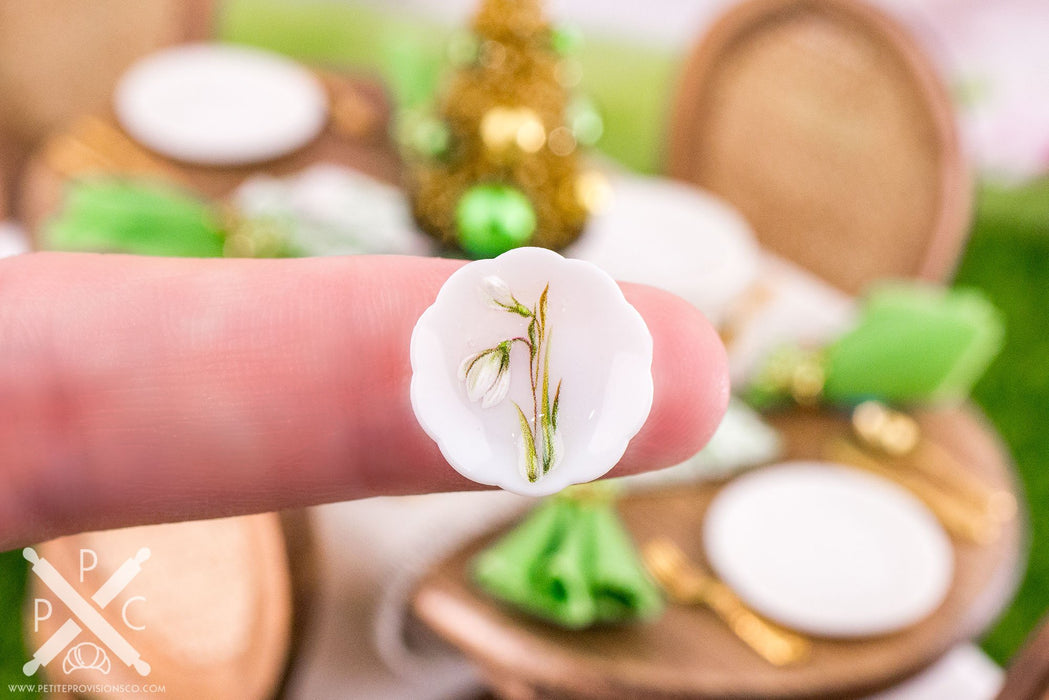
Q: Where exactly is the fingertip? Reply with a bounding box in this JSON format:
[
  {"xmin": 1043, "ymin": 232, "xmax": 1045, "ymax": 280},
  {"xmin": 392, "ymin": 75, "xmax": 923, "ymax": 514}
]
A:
[{"xmin": 618, "ymin": 284, "xmax": 730, "ymax": 475}]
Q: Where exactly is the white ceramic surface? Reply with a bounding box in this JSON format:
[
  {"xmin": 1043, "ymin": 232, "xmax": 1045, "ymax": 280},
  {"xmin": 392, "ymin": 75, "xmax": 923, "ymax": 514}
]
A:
[
  {"xmin": 115, "ymin": 44, "xmax": 328, "ymax": 166},
  {"xmin": 410, "ymin": 247, "xmax": 654, "ymax": 496},
  {"xmin": 0, "ymin": 221, "xmax": 29, "ymax": 259},
  {"xmin": 564, "ymin": 175, "xmax": 760, "ymax": 327},
  {"xmin": 616, "ymin": 397, "xmax": 781, "ymax": 491},
  {"xmin": 704, "ymin": 461, "xmax": 954, "ymax": 637},
  {"xmin": 234, "ymin": 164, "xmax": 435, "ymax": 257},
  {"xmin": 726, "ymin": 252, "xmax": 856, "ymax": 386}
]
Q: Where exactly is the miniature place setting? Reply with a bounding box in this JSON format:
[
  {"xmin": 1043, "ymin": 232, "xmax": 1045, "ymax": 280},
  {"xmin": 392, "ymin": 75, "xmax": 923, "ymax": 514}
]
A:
[{"xmin": 0, "ymin": 0, "xmax": 1045, "ymax": 699}]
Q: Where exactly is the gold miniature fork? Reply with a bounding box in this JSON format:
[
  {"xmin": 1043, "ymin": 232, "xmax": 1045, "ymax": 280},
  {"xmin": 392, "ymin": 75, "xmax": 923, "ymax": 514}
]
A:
[
  {"xmin": 850, "ymin": 401, "xmax": 1017, "ymax": 526},
  {"xmin": 826, "ymin": 437, "xmax": 1002, "ymax": 545},
  {"xmin": 642, "ymin": 537, "xmax": 811, "ymax": 666}
]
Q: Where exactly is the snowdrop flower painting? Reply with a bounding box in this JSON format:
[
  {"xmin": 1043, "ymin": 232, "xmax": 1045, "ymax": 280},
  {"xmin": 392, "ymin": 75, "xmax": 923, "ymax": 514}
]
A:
[{"xmin": 410, "ymin": 247, "xmax": 653, "ymax": 496}]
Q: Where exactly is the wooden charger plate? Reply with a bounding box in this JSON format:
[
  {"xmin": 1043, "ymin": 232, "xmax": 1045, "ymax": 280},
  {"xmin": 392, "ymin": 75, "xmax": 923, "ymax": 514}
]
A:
[
  {"xmin": 413, "ymin": 406, "xmax": 1023, "ymax": 699},
  {"xmin": 667, "ymin": 0, "xmax": 971, "ymax": 295}
]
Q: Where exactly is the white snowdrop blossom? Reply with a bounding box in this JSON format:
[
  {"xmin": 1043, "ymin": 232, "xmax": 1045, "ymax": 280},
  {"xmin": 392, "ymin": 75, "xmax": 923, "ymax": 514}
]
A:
[
  {"xmin": 459, "ymin": 343, "xmax": 512, "ymax": 408},
  {"xmin": 459, "ymin": 279, "xmax": 562, "ymax": 483},
  {"xmin": 482, "ymin": 275, "xmax": 530, "ymax": 316}
]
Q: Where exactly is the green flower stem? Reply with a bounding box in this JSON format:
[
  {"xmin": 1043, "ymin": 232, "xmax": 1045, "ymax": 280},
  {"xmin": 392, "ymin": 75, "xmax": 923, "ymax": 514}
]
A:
[
  {"xmin": 541, "ymin": 333, "xmax": 554, "ymax": 474},
  {"xmin": 516, "ymin": 285, "xmax": 553, "ymax": 482},
  {"xmin": 470, "ymin": 279, "xmax": 562, "ymax": 483}
]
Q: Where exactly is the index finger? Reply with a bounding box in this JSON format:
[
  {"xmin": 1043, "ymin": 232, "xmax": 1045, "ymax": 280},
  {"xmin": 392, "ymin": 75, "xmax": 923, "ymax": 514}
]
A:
[{"xmin": 0, "ymin": 252, "xmax": 728, "ymax": 547}]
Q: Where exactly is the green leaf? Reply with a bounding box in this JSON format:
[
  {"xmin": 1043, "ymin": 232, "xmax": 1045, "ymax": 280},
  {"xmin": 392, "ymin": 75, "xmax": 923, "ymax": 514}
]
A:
[
  {"xmin": 542, "ymin": 419, "xmax": 556, "ymax": 474},
  {"xmin": 528, "ymin": 318, "xmax": 538, "ymax": 360},
  {"xmin": 552, "ymin": 379, "xmax": 562, "ymax": 430},
  {"xmin": 538, "ymin": 283, "xmax": 549, "ymax": 331},
  {"xmin": 515, "ymin": 402, "xmax": 539, "ymax": 482},
  {"xmin": 540, "ymin": 334, "xmax": 556, "ymax": 474},
  {"xmin": 541, "ymin": 337, "xmax": 552, "ymax": 417}
]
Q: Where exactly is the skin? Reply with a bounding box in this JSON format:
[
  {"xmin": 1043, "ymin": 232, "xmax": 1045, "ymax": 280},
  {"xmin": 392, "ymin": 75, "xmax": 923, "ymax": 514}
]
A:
[{"xmin": 0, "ymin": 253, "xmax": 730, "ymax": 549}]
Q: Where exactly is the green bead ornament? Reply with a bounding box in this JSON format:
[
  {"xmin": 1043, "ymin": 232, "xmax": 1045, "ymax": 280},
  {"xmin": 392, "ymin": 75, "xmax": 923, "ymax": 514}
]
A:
[
  {"xmin": 415, "ymin": 119, "xmax": 451, "ymax": 159},
  {"xmin": 550, "ymin": 25, "xmax": 584, "ymax": 56},
  {"xmin": 398, "ymin": 111, "xmax": 451, "ymax": 159},
  {"xmin": 447, "ymin": 31, "xmax": 480, "ymax": 66},
  {"xmin": 568, "ymin": 97, "xmax": 604, "ymax": 146},
  {"xmin": 455, "ymin": 184, "xmax": 537, "ymax": 258}
]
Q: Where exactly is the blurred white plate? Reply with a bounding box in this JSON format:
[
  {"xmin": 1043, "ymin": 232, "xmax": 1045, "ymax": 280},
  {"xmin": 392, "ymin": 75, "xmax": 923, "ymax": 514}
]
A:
[
  {"xmin": 563, "ymin": 175, "xmax": 759, "ymax": 327},
  {"xmin": 115, "ymin": 44, "xmax": 328, "ymax": 166},
  {"xmin": 704, "ymin": 461, "xmax": 953, "ymax": 638},
  {"xmin": 0, "ymin": 221, "xmax": 29, "ymax": 258}
]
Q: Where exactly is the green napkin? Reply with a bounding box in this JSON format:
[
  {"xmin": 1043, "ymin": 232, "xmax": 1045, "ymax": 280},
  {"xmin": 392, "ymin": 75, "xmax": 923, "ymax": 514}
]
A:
[
  {"xmin": 823, "ymin": 283, "xmax": 1004, "ymax": 404},
  {"xmin": 44, "ymin": 178, "xmax": 229, "ymax": 257},
  {"xmin": 748, "ymin": 282, "xmax": 1004, "ymax": 408},
  {"xmin": 43, "ymin": 177, "xmax": 297, "ymax": 259},
  {"xmin": 472, "ymin": 488, "xmax": 663, "ymax": 629}
]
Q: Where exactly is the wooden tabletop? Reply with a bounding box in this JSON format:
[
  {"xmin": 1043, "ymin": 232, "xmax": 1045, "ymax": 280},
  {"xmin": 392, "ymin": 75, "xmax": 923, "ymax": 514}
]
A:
[{"xmin": 413, "ymin": 405, "xmax": 1023, "ymax": 699}]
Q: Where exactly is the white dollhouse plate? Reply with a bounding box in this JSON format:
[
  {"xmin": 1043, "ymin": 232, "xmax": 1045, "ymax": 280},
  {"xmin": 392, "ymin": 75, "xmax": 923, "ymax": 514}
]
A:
[
  {"xmin": 115, "ymin": 44, "xmax": 328, "ymax": 166},
  {"xmin": 564, "ymin": 175, "xmax": 759, "ymax": 327},
  {"xmin": 704, "ymin": 461, "xmax": 954, "ymax": 637},
  {"xmin": 410, "ymin": 247, "xmax": 654, "ymax": 497}
]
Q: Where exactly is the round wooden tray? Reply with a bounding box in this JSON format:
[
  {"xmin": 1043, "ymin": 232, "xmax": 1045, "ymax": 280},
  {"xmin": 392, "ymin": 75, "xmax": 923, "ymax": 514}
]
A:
[
  {"xmin": 412, "ymin": 406, "xmax": 1023, "ymax": 699},
  {"xmin": 668, "ymin": 0, "xmax": 970, "ymax": 295}
]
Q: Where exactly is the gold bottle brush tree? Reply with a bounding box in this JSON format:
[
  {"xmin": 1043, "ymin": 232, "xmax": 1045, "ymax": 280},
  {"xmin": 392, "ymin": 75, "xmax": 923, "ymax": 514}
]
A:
[{"xmin": 400, "ymin": 0, "xmax": 606, "ymax": 258}]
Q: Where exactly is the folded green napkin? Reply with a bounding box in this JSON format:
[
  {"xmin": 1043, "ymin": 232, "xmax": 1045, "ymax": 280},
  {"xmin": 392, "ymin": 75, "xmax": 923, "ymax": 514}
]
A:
[
  {"xmin": 472, "ymin": 487, "xmax": 663, "ymax": 629},
  {"xmin": 824, "ymin": 283, "xmax": 1004, "ymax": 404},
  {"xmin": 44, "ymin": 177, "xmax": 294, "ymax": 259},
  {"xmin": 45, "ymin": 178, "xmax": 228, "ymax": 257},
  {"xmin": 748, "ymin": 282, "xmax": 1005, "ymax": 408}
]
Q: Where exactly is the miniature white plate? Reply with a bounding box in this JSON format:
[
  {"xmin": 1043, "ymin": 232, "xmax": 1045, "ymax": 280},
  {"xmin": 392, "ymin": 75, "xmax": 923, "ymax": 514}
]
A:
[
  {"xmin": 704, "ymin": 461, "xmax": 954, "ymax": 637},
  {"xmin": 563, "ymin": 176, "xmax": 760, "ymax": 327},
  {"xmin": 0, "ymin": 221, "xmax": 29, "ymax": 259},
  {"xmin": 115, "ymin": 44, "xmax": 328, "ymax": 166},
  {"xmin": 411, "ymin": 247, "xmax": 654, "ymax": 497},
  {"xmin": 233, "ymin": 164, "xmax": 435, "ymax": 257}
]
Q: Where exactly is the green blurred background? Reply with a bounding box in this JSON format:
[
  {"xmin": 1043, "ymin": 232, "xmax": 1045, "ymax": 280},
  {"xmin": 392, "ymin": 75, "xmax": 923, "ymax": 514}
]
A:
[{"xmin": 2, "ymin": 0, "xmax": 1047, "ymax": 692}]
